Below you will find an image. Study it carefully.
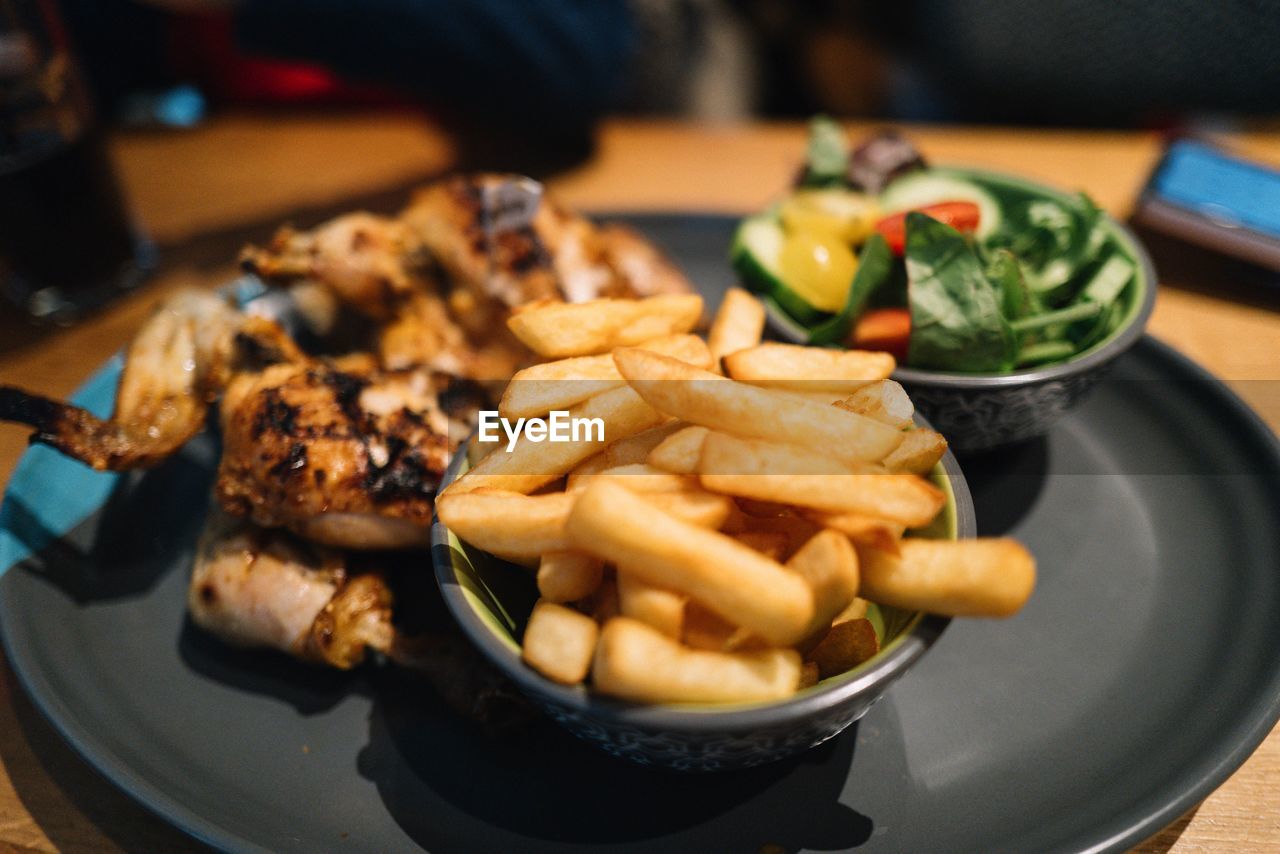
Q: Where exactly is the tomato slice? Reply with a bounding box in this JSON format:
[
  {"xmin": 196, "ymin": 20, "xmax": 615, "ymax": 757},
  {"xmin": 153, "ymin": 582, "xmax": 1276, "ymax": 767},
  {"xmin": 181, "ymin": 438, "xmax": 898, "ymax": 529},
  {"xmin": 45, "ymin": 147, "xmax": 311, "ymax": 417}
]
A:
[
  {"xmin": 850, "ymin": 307, "xmax": 911, "ymax": 361},
  {"xmin": 873, "ymin": 201, "xmax": 981, "ymax": 255}
]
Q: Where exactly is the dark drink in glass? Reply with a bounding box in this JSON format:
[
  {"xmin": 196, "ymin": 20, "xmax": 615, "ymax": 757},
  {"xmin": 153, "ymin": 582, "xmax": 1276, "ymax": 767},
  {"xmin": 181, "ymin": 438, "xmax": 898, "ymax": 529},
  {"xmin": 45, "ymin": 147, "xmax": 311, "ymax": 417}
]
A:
[{"xmin": 0, "ymin": 0, "xmax": 154, "ymax": 323}]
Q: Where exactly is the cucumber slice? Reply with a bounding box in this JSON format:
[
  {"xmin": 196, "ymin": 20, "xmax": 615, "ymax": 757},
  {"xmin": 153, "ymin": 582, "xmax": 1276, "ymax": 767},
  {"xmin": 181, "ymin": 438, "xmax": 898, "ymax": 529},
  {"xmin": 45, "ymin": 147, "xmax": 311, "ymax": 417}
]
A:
[
  {"xmin": 730, "ymin": 215, "xmax": 829, "ymax": 325},
  {"xmin": 880, "ymin": 172, "xmax": 1002, "ymax": 240}
]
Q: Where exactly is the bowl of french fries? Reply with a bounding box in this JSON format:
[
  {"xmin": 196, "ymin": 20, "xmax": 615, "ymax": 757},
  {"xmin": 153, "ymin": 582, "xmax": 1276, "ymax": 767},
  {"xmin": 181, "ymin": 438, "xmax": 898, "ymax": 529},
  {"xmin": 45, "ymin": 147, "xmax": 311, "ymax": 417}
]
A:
[{"xmin": 433, "ymin": 291, "xmax": 1035, "ymax": 771}]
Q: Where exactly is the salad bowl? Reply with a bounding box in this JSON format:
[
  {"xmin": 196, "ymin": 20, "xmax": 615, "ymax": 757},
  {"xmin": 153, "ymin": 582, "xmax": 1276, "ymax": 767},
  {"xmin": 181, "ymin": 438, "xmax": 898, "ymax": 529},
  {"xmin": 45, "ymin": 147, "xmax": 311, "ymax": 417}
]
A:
[{"xmin": 757, "ymin": 164, "xmax": 1157, "ymax": 451}]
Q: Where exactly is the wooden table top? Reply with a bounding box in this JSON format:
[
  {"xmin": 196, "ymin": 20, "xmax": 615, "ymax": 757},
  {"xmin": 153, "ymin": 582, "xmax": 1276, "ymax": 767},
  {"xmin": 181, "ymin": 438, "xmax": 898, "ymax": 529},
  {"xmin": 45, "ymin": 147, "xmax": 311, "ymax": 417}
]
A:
[{"xmin": 0, "ymin": 114, "xmax": 1277, "ymax": 852}]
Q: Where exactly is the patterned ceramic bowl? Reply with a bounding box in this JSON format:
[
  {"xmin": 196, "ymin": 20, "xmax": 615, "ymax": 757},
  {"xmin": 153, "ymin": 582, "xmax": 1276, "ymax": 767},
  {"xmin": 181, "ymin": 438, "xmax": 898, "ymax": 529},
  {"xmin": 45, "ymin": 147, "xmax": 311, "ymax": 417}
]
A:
[
  {"xmin": 431, "ymin": 438, "xmax": 975, "ymax": 772},
  {"xmin": 764, "ymin": 170, "xmax": 1157, "ymax": 452}
]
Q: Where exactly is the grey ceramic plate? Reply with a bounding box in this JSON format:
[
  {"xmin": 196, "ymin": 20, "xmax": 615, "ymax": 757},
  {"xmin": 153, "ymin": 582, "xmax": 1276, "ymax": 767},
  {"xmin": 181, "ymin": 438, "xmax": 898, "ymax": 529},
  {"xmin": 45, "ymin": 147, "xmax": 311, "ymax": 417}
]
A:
[{"xmin": 2, "ymin": 214, "xmax": 1280, "ymax": 853}]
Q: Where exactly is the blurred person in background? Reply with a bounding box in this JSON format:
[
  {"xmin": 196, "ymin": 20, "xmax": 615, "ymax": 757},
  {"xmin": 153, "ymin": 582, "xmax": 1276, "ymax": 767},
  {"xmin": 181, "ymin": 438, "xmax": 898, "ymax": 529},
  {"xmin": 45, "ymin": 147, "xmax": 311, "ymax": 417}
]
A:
[
  {"xmin": 59, "ymin": 1, "xmax": 753, "ymax": 141},
  {"xmin": 733, "ymin": 0, "xmax": 1280, "ymax": 127},
  {"xmin": 55, "ymin": 0, "xmax": 1280, "ymax": 145}
]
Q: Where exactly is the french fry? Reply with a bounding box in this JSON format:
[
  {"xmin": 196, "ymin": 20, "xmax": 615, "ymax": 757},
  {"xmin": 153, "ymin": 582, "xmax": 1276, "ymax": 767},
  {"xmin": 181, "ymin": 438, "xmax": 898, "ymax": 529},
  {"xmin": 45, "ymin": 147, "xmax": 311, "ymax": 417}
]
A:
[
  {"xmin": 500, "ymin": 335, "xmax": 711, "ymax": 419},
  {"xmin": 800, "ymin": 510, "xmax": 905, "ymax": 553},
  {"xmin": 436, "ymin": 490, "xmax": 574, "ymax": 562},
  {"xmin": 786, "ymin": 529, "xmax": 860, "ymax": 639},
  {"xmin": 681, "ymin": 603, "xmax": 762, "ymax": 653},
  {"xmin": 806, "ymin": 618, "xmax": 879, "ymax": 679},
  {"xmin": 507, "ymin": 295, "xmax": 703, "ymax": 358},
  {"xmin": 833, "ymin": 597, "xmax": 870, "ymax": 623},
  {"xmin": 537, "ymin": 551, "xmax": 605, "ymax": 603},
  {"xmin": 883, "ymin": 429, "xmax": 949, "ymax": 475},
  {"xmin": 565, "ymin": 481, "xmax": 815, "ymax": 646},
  {"xmin": 646, "ymin": 425, "xmax": 709, "ymax": 475},
  {"xmin": 567, "ymin": 463, "xmax": 696, "ymax": 494},
  {"xmin": 613, "ymin": 348, "xmax": 903, "ymax": 464},
  {"xmin": 707, "ymin": 287, "xmax": 766, "ymax": 366},
  {"xmin": 723, "ymin": 343, "xmax": 895, "ymax": 393},
  {"xmin": 645, "ymin": 489, "xmax": 735, "ymax": 529},
  {"xmin": 567, "ymin": 421, "xmax": 685, "ymax": 480},
  {"xmin": 857, "ymin": 539, "xmax": 1036, "ymax": 617},
  {"xmin": 522, "ymin": 600, "xmax": 600, "ymax": 685},
  {"xmin": 698, "ymin": 432, "xmax": 946, "ymax": 528},
  {"xmin": 439, "ymin": 485, "xmax": 728, "ymax": 564},
  {"xmin": 446, "ymin": 384, "xmax": 666, "ymax": 495},
  {"xmin": 593, "ymin": 617, "xmax": 801, "ymax": 704},
  {"xmin": 617, "ymin": 570, "xmax": 686, "ymax": 638},
  {"xmin": 834, "ymin": 380, "xmax": 914, "ymax": 429},
  {"xmin": 798, "ymin": 661, "xmax": 821, "ymax": 689}
]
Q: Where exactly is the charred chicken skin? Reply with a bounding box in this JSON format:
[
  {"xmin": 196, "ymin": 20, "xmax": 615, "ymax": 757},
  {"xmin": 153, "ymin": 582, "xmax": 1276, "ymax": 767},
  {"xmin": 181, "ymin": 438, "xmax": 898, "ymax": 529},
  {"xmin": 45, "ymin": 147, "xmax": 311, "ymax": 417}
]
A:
[{"xmin": 216, "ymin": 358, "xmax": 476, "ymax": 550}]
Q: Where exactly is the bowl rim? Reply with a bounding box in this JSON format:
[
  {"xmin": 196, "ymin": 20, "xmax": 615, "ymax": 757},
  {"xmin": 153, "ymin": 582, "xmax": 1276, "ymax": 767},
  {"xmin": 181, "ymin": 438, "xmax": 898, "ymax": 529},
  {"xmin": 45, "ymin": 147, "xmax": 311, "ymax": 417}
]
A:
[
  {"xmin": 763, "ymin": 165, "xmax": 1158, "ymax": 389},
  {"xmin": 431, "ymin": 428, "xmax": 974, "ymax": 733}
]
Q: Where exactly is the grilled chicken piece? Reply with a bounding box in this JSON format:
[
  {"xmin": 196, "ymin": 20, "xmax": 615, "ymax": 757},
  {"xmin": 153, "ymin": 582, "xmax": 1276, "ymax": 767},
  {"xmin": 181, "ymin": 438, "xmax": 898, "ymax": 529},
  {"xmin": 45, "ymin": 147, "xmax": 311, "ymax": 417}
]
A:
[
  {"xmin": 401, "ymin": 174, "xmax": 564, "ymax": 308},
  {"xmin": 240, "ymin": 213, "xmax": 433, "ymax": 322},
  {"xmin": 191, "ymin": 508, "xmax": 531, "ymax": 727},
  {"xmin": 402, "ymin": 174, "xmax": 692, "ymax": 306},
  {"xmin": 215, "ymin": 358, "xmax": 481, "ymax": 550},
  {"xmin": 597, "ymin": 223, "xmax": 695, "ymax": 298},
  {"xmin": 0, "ymin": 291, "xmax": 299, "ymax": 471},
  {"xmin": 191, "ymin": 507, "xmax": 394, "ymax": 668},
  {"xmin": 377, "ymin": 291, "xmax": 530, "ymax": 382}
]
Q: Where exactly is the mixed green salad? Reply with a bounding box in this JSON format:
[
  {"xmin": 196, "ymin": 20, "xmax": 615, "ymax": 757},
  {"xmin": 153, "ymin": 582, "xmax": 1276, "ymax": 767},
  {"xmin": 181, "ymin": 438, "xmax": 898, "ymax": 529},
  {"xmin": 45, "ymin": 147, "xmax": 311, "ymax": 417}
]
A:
[{"xmin": 731, "ymin": 117, "xmax": 1142, "ymax": 372}]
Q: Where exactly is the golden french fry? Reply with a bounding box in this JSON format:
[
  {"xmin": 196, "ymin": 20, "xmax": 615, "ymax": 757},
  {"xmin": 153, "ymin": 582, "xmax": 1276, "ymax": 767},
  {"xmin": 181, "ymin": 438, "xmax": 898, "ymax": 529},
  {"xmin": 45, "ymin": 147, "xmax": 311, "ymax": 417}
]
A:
[
  {"xmin": 567, "ymin": 421, "xmax": 685, "ymax": 481},
  {"xmin": 786, "ymin": 529, "xmax": 860, "ymax": 639},
  {"xmin": 436, "ymin": 490, "xmax": 574, "ymax": 562},
  {"xmin": 723, "ymin": 343, "xmax": 895, "ymax": 393},
  {"xmin": 537, "ymin": 551, "xmax": 605, "ymax": 603},
  {"xmin": 806, "ymin": 618, "xmax": 879, "ymax": 679},
  {"xmin": 441, "ymin": 485, "xmax": 728, "ymax": 563},
  {"xmin": 614, "ymin": 348, "xmax": 902, "ymax": 464},
  {"xmin": 707, "ymin": 287, "xmax": 766, "ymax": 366},
  {"xmin": 568, "ymin": 463, "xmax": 697, "ymax": 494},
  {"xmin": 446, "ymin": 384, "xmax": 666, "ymax": 495},
  {"xmin": 798, "ymin": 661, "xmax": 820, "ymax": 689},
  {"xmin": 507, "ymin": 295, "xmax": 703, "ymax": 358},
  {"xmin": 645, "ymin": 489, "xmax": 735, "ymax": 529},
  {"xmin": 617, "ymin": 570, "xmax": 685, "ymax": 638},
  {"xmin": 522, "ymin": 600, "xmax": 600, "ymax": 685},
  {"xmin": 500, "ymin": 335, "xmax": 711, "ymax": 419},
  {"xmin": 858, "ymin": 539, "xmax": 1036, "ymax": 617},
  {"xmin": 733, "ymin": 530, "xmax": 790, "ymax": 561},
  {"xmin": 883, "ymin": 429, "xmax": 949, "ymax": 475},
  {"xmin": 698, "ymin": 432, "xmax": 946, "ymax": 528},
  {"xmin": 833, "ymin": 597, "xmax": 869, "ymax": 623},
  {"xmin": 834, "ymin": 380, "xmax": 914, "ymax": 429},
  {"xmin": 593, "ymin": 617, "xmax": 801, "ymax": 704},
  {"xmin": 801, "ymin": 510, "xmax": 905, "ymax": 553},
  {"xmin": 565, "ymin": 481, "xmax": 814, "ymax": 646},
  {"xmin": 646, "ymin": 425, "xmax": 709, "ymax": 475}
]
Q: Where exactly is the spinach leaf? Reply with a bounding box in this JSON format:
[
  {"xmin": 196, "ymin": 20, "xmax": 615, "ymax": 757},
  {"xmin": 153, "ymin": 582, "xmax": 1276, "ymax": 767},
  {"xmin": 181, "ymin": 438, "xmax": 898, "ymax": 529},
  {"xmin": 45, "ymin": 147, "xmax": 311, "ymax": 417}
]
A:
[
  {"xmin": 808, "ymin": 234, "xmax": 894, "ymax": 345},
  {"xmin": 983, "ymin": 191, "xmax": 1106, "ymax": 302},
  {"xmin": 905, "ymin": 213, "xmax": 1015, "ymax": 372},
  {"xmin": 985, "ymin": 248, "xmax": 1035, "ymax": 320},
  {"xmin": 798, "ymin": 115, "xmax": 849, "ymax": 188}
]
